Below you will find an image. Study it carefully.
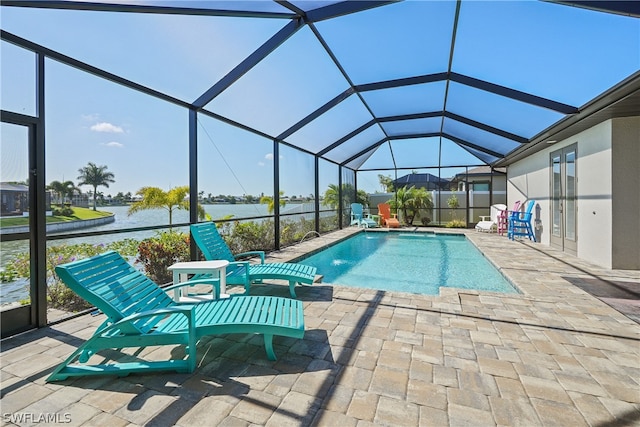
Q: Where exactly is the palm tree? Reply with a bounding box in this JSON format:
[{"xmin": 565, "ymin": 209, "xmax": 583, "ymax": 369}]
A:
[
  {"xmin": 47, "ymin": 180, "xmax": 78, "ymax": 205},
  {"xmin": 408, "ymin": 187, "xmax": 434, "ymax": 225},
  {"xmin": 128, "ymin": 186, "xmax": 207, "ymax": 227},
  {"xmin": 389, "ymin": 185, "xmax": 433, "ymax": 225},
  {"xmin": 389, "ymin": 185, "xmax": 414, "ymax": 225},
  {"xmin": 378, "ymin": 174, "xmax": 394, "ymax": 192},
  {"xmin": 356, "ymin": 189, "xmax": 369, "ymax": 207},
  {"xmin": 260, "ymin": 191, "xmax": 286, "ymax": 214},
  {"xmin": 77, "ymin": 162, "xmax": 115, "ymax": 211},
  {"xmin": 323, "ymin": 184, "xmax": 340, "ymax": 209},
  {"xmin": 323, "ymin": 184, "xmax": 369, "ymax": 211}
]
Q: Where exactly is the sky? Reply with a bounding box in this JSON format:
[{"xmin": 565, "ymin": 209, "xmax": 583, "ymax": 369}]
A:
[{"xmin": 1, "ymin": 1, "xmax": 638, "ymax": 198}]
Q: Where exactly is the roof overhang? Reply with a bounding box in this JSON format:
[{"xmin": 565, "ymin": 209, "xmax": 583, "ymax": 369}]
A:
[{"xmin": 495, "ymin": 71, "xmax": 640, "ymax": 166}]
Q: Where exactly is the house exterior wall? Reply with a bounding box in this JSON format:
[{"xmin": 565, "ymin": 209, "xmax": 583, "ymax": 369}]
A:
[
  {"xmin": 508, "ymin": 121, "xmax": 612, "ymax": 266},
  {"xmin": 612, "ymin": 116, "xmax": 640, "ymax": 269},
  {"xmin": 491, "ymin": 176, "xmax": 507, "ymax": 193},
  {"xmin": 509, "ymin": 117, "xmax": 639, "ymax": 270},
  {"xmin": 572, "ymin": 121, "xmax": 613, "ymax": 267},
  {"xmin": 506, "ymin": 147, "xmax": 551, "ymax": 243}
]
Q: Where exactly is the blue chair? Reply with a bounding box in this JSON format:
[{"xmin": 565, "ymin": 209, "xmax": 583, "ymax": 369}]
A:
[
  {"xmin": 190, "ymin": 222, "xmax": 317, "ymax": 298},
  {"xmin": 508, "ymin": 200, "xmax": 536, "ymax": 242},
  {"xmin": 48, "ymin": 251, "xmax": 305, "ymax": 382},
  {"xmin": 350, "ymin": 203, "xmax": 378, "ymax": 228}
]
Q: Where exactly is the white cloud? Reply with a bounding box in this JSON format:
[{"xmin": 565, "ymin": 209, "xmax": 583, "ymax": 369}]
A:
[
  {"xmin": 91, "ymin": 122, "xmax": 124, "ymax": 133},
  {"xmin": 102, "ymin": 141, "xmax": 124, "ymax": 148},
  {"xmin": 264, "ymin": 153, "xmax": 283, "ymax": 161},
  {"xmin": 258, "ymin": 161, "xmax": 265, "ymax": 167}
]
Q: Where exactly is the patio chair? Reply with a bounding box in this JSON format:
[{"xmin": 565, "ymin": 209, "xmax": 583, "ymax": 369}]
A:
[
  {"xmin": 190, "ymin": 222, "xmax": 317, "ymax": 298},
  {"xmin": 502, "ymin": 200, "xmax": 522, "ymax": 236},
  {"xmin": 475, "ymin": 203, "xmax": 507, "ymax": 233},
  {"xmin": 496, "ymin": 206, "xmax": 508, "ymax": 235},
  {"xmin": 508, "ymin": 199, "xmax": 536, "ymax": 241},
  {"xmin": 377, "ymin": 203, "xmax": 400, "ymax": 228},
  {"xmin": 47, "ymin": 251, "xmax": 304, "ymax": 382},
  {"xmin": 350, "ymin": 203, "xmax": 379, "ymax": 228}
]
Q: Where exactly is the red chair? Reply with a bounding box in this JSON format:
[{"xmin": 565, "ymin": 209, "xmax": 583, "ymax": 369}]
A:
[{"xmin": 377, "ymin": 203, "xmax": 400, "ymax": 228}]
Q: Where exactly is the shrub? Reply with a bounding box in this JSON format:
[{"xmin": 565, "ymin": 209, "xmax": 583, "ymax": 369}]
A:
[
  {"xmin": 319, "ymin": 214, "xmax": 339, "ymax": 233},
  {"xmin": 136, "ymin": 231, "xmax": 190, "ymax": 284},
  {"xmin": 1, "ymin": 239, "xmax": 139, "ymax": 311},
  {"xmin": 48, "ymin": 282, "xmax": 93, "ymax": 311},
  {"xmin": 280, "ymin": 217, "xmax": 316, "ymax": 247},
  {"xmin": 445, "ymin": 219, "xmax": 467, "ymax": 228},
  {"xmin": 52, "ymin": 206, "xmax": 74, "ymax": 216},
  {"xmin": 447, "ymin": 193, "xmax": 460, "ymax": 220},
  {"xmin": 225, "ymin": 220, "xmax": 275, "ymax": 253}
]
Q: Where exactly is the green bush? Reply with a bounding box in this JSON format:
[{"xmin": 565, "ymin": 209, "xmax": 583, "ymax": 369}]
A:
[
  {"xmin": 51, "ymin": 206, "xmax": 74, "ymax": 216},
  {"xmin": 281, "ymin": 217, "xmax": 316, "ymax": 247},
  {"xmin": 445, "ymin": 219, "xmax": 467, "ymax": 228},
  {"xmin": 319, "ymin": 214, "xmax": 339, "ymax": 233},
  {"xmin": 225, "ymin": 220, "xmax": 275, "ymax": 253},
  {"xmin": 1, "ymin": 239, "xmax": 139, "ymax": 311},
  {"xmin": 136, "ymin": 231, "xmax": 190, "ymax": 284},
  {"xmin": 48, "ymin": 282, "xmax": 93, "ymax": 312}
]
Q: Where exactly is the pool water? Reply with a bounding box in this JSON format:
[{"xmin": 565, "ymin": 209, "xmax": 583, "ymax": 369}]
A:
[{"xmin": 299, "ymin": 232, "xmax": 518, "ymax": 295}]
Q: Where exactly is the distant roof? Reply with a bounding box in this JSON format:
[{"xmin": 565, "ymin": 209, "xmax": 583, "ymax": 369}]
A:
[
  {"xmin": 393, "ymin": 173, "xmax": 449, "ymax": 186},
  {"xmin": 455, "ymin": 166, "xmax": 506, "ymax": 177},
  {"xmin": 0, "ymin": 182, "xmax": 28, "ymax": 192}
]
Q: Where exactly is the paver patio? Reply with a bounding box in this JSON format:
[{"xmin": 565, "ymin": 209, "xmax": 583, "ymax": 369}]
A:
[{"xmin": 1, "ymin": 228, "xmax": 639, "ymax": 426}]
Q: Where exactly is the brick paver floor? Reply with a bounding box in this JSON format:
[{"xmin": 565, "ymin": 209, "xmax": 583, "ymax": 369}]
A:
[{"xmin": 2, "ymin": 228, "xmax": 638, "ymax": 426}]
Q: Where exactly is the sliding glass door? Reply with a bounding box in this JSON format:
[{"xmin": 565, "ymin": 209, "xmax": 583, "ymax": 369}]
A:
[
  {"xmin": 1, "ymin": 120, "xmax": 35, "ymax": 336},
  {"xmin": 550, "ymin": 144, "xmax": 577, "ymax": 255}
]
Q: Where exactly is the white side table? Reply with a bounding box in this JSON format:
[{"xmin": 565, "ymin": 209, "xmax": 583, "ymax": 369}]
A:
[{"xmin": 168, "ymin": 260, "xmax": 229, "ymax": 302}]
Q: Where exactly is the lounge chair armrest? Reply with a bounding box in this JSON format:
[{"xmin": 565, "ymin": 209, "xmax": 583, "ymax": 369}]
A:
[
  {"xmin": 234, "ymin": 251, "xmax": 265, "ymax": 264},
  {"xmin": 228, "ymin": 260, "xmax": 250, "ymax": 269},
  {"xmin": 478, "ymin": 216, "xmax": 490, "ymax": 221},
  {"xmin": 102, "ymin": 306, "xmax": 196, "ymax": 336}
]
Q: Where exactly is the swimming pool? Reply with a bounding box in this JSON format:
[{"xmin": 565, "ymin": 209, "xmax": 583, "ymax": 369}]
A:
[{"xmin": 298, "ymin": 232, "xmax": 518, "ymax": 295}]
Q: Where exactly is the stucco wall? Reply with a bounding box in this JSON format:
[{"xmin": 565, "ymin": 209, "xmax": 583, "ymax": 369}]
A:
[
  {"xmin": 508, "ymin": 120, "xmax": 614, "ymax": 268},
  {"xmin": 506, "ymin": 148, "xmax": 550, "ymax": 243},
  {"xmin": 572, "ymin": 121, "xmax": 613, "ymax": 267},
  {"xmin": 612, "ymin": 116, "xmax": 640, "ymax": 269}
]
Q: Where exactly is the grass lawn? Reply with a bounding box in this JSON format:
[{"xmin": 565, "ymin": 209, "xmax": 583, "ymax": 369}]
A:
[{"xmin": 0, "ymin": 207, "xmax": 112, "ymax": 227}]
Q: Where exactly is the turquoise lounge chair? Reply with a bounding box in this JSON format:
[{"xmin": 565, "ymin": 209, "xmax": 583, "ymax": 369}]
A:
[
  {"xmin": 190, "ymin": 222, "xmax": 317, "ymax": 298},
  {"xmin": 350, "ymin": 203, "xmax": 378, "ymax": 228},
  {"xmin": 508, "ymin": 199, "xmax": 536, "ymax": 242},
  {"xmin": 47, "ymin": 251, "xmax": 304, "ymax": 382}
]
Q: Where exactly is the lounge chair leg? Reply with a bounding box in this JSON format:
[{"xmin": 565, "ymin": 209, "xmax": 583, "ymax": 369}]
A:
[
  {"xmin": 187, "ymin": 316, "xmax": 197, "ymax": 373},
  {"xmin": 264, "ymin": 334, "xmax": 276, "ymax": 360},
  {"xmin": 288, "ymin": 281, "xmax": 297, "ymax": 298}
]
